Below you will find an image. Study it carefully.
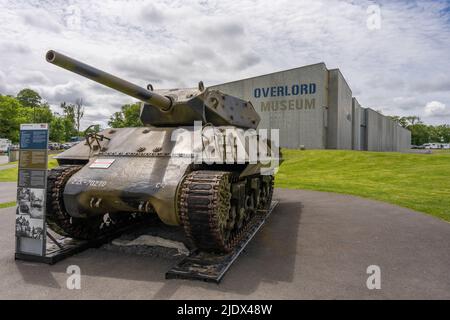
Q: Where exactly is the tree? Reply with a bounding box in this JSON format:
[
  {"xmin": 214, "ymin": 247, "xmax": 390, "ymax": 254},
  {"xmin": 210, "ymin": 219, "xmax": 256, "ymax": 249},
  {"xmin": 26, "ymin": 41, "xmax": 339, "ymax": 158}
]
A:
[
  {"xmin": 388, "ymin": 116, "xmax": 409, "ymax": 128},
  {"xmin": 438, "ymin": 125, "xmax": 450, "ymax": 143},
  {"xmin": 409, "ymin": 123, "xmax": 430, "ymax": 146},
  {"xmin": 34, "ymin": 102, "xmax": 54, "ymax": 124},
  {"xmin": 74, "ymin": 98, "xmax": 84, "ymax": 134},
  {"xmin": 429, "ymin": 124, "xmax": 450, "ymax": 143},
  {"xmin": 60, "ymin": 102, "xmax": 78, "ymax": 140},
  {"xmin": 16, "ymin": 89, "xmax": 42, "ymax": 108},
  {"xmin": 404, "ymin": 116, "xmax": 422, "ymax": 126},
  {"xmin": 49, "ymin": 115, "xmax": 66, "ymax": 142},
  {"xmin": 0, "ymin": 95, "xmax": 30, "ymax": 142},
  {"xmin": 108, "ymin": 103, "xmax": 142, "ymax": 128},
  {"xmin": 61, "ymin": 102, "xmax": 75, "ymax": 126}
]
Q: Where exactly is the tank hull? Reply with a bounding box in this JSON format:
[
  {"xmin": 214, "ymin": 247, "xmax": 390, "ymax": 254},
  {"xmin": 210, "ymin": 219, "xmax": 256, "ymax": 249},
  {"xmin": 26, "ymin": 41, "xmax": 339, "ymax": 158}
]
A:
[
  {"xmin": 63, "ymin": 155, "xmax": 190, "ymax": 225},
  {"xmin": 57, "ymin": 126, "xmax": 278, "ymax": 227}
]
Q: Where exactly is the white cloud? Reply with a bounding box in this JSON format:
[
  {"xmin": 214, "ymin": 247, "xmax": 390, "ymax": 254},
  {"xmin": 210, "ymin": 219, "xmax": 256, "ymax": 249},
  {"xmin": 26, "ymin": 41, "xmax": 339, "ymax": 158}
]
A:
[
  {"xmin": 424, "ymin": 101, "xmax": 449, "ymax": 117},
  {"xmin": 0, "ymin": 0, "xmax": 449, "ymax": 128},
  {"xmin": 20, "ymin": 6, "xmax": 64, "ymax": 33}
]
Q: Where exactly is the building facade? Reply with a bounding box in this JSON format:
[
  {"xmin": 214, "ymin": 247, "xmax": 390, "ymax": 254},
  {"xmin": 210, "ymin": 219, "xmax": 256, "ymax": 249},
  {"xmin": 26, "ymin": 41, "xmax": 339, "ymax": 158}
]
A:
[{"xmin": 211, "ymin": 63, "xmax": 411, "ymax": 152}]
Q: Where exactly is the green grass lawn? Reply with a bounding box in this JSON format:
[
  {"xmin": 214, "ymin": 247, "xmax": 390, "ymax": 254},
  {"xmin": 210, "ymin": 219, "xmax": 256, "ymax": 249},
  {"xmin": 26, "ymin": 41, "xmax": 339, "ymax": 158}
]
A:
[
  {"xmin": 430, "ymin": 149, "xmax": 450, "ymax": 154},
  {"xmin": 0, "ymin": 201, "xmax": 16, "ymax": 209},
  {"xmin": 0, "ymin": 157, "xmax": 58, "ymax": 182},
  {"xmin": 0, "ymin": 156, "xmax": 58, "ymax": 209},
  {"xmin": 2, "ymin": 151, "xmax": 449, "ymax": 222},
  {"xmin": 0, "ymin": 161, "xmax": 16, "ymax": 167},
  {"xmin": 275, "ymin": 149, "xmax": 450, "ymax": 222}
]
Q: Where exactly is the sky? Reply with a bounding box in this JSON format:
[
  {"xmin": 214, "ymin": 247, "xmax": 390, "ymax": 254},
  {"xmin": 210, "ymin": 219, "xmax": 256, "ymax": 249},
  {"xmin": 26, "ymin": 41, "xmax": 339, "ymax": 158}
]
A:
[{"xmin": 0, "ymin": 0, "xmax": 449, "ymax": 129}]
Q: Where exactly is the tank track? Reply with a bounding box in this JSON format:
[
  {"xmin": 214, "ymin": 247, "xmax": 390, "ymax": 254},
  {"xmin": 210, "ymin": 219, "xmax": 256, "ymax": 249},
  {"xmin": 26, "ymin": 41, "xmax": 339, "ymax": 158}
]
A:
[
  {"xmin": 179, "ymin": 171, "xmax": 274, "ymax": 253},
  {"xmin": 46, "ymin": 165, "xmax": 147, "ymax": 240}
]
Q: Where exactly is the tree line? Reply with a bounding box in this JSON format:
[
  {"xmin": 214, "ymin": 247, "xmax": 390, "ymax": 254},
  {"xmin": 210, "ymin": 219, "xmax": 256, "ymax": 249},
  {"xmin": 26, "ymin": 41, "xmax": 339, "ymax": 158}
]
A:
[
  {"xmin": 0, "ymin": 88, "xmax": 86, "ymax": 143},
  {"xmin": 0, "ymin": 87, "xmax": 137, "ymax": 143},
  {"xmin": 389, "ymin": 116, "xmax": 450, "ymax": 146}
]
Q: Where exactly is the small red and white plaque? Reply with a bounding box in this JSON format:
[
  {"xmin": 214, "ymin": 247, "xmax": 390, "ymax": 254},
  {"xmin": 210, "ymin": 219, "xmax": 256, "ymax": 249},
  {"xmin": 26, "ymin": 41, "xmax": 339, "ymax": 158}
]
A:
[{"xmin": 89, "ymin": 158, "xmax": 115, "ymax": 169}]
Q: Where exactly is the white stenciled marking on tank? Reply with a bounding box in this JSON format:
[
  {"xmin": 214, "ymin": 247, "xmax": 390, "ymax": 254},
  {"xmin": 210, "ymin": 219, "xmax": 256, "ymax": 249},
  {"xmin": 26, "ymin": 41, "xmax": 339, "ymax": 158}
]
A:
[{"xmin": 69, "ymin": 179, "xmax": 107, "ymax": 188}]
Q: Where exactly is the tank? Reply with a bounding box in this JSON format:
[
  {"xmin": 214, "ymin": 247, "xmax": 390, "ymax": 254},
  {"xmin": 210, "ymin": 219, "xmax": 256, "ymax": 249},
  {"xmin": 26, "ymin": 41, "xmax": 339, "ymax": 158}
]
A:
[{"xmin": 45, "ymin": 50, "xmax": 279, "ymax": 252}]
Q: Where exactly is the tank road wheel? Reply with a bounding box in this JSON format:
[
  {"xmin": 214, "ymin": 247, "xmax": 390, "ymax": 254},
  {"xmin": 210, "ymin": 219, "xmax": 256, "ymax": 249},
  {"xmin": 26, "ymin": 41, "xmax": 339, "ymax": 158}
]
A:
[
  {"xmin": 227, "ymin": 205, "xmax": 237, "ymax": 231},
  {"xmin": 236, "ymin": 207, "xmax": 246, "ymax": 229},
  {"xmin": 258, "ymin": 175, "xmax": 274, "ymax": 211},
  {"xmin": 46, "ymin": 165, "xmax": 144, "ymax": 240},
  {"xmin": 244, "ymin": 194, "xmax": 254, "ymax": 221}
]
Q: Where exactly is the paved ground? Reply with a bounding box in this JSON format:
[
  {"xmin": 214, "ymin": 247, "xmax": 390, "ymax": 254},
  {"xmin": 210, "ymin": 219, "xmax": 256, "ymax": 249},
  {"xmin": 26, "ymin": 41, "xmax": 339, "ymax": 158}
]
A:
[
  {"xmin": 0, "ymin": 155, "xmax": 8, "ymax": 165},
  {"xmin": 0, "ymin": 165, "xmax": 16, "ymax": 171},
  {"xmin": 0, "ymin": 161, "xmax": 18, "ymax": 204},
  {"xmin": 0, "ymin": 156, "xmax": 16, "ymax": 172},
  {"xmin": 0, "ymin": 182, "xmax": 17, "ymax": 203},
  {"xmin": 0, "ymin": 154, "xmax": 51, "ymax": 205},
  {"xmin": 1, "ymin": 188, "xmax": 450, "ymax": 299}
]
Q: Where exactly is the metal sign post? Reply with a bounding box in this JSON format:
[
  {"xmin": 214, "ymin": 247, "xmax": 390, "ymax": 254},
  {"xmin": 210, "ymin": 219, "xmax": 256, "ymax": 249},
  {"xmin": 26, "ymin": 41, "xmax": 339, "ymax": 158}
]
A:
[
  {"xmin": 15, "ymin": 123, "xmax": 49, "ymax": 257},
  {"xmin": 13, "ymin": 124, "xmax": 142, "ymax": 263},
  {"xmin": 15, "ymin": 123, "xmax": 91, "ymax": 264}
]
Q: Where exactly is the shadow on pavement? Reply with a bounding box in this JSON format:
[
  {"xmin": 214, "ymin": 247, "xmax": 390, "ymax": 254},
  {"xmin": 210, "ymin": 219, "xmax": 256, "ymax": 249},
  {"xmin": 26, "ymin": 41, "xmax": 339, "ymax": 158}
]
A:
[
  {"xmin": 15, "ymin": 262, "xmax": 62, "ymax": 289},
  {"xmin": 153, "ymin": 198, "xmax": 302, "ymax": 298},
  {"xmin": 15, "ymin": 196, "xmax": 302, "ymax": 297}
]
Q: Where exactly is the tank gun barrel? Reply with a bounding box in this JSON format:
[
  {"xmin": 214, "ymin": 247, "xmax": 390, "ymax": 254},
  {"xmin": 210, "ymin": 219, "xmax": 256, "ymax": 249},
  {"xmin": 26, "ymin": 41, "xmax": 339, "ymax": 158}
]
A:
[{"xmin": 45, "ymin": 50, "xmax": 172, "ymax": 111}]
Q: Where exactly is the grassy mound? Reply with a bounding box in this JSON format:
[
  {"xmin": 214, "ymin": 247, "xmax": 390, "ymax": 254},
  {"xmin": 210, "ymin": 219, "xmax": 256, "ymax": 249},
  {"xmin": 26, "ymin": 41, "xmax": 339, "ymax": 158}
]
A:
[{"xmin": 276, "ymin": 149, "xmax": 450, "ymax": 222}]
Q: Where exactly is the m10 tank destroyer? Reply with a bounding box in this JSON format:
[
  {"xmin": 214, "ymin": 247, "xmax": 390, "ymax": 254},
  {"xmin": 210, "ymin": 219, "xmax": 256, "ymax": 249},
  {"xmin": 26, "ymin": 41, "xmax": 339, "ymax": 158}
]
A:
[{"xmin": 45, "ymin": 50, "xmax": 278, "ymax": 252}]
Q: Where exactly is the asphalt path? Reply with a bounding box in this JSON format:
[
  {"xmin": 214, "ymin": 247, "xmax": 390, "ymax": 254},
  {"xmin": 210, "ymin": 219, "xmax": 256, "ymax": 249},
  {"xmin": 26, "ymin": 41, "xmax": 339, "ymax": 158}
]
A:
[
  {"xmin": 1, "ymin": 188, "xmax": 449, "ymax": 299},
  {"xmin": 0, "ymin": 182, "xmax": 17, "ymax": 203},
  {"xmin": 0, "ymin": 155, "xmax": 8, "ymax": 165},
  {"xmin": 0, "ymin": 157, "xmax": 17, "ymax": 203}
]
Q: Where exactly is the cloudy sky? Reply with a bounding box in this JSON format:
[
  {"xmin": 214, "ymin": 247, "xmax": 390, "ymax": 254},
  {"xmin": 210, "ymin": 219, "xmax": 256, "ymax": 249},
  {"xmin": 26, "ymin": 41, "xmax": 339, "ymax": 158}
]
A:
[{"xmin": 0, "ymin": 0, "xmax": 449, "ymax": 128}]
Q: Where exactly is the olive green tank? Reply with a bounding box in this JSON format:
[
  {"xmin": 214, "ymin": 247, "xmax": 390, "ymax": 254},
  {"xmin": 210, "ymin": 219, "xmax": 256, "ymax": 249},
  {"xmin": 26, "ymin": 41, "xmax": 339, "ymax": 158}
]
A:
[{"xmin": 45, "ymin": 50, "xmax": 279, "ymax": 252}]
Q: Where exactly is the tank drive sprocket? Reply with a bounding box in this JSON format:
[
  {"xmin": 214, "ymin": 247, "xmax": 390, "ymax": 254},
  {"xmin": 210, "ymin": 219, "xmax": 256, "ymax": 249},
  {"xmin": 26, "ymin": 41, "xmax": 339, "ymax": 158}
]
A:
[
  {"xmin": 178, "ymin": 171, "xmax": 274, "ymax": 253},
  {"xmin": 46, "ymin": 165, "xmax": 147, "ymax": 239}
]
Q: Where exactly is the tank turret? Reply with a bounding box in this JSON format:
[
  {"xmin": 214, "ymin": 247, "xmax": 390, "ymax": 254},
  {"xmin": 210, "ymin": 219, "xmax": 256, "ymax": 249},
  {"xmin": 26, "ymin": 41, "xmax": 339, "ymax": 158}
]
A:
[{"xmin": 46, "ymin": 50, "xmax": 260, "ymax": 129}]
